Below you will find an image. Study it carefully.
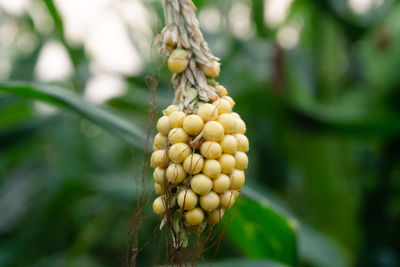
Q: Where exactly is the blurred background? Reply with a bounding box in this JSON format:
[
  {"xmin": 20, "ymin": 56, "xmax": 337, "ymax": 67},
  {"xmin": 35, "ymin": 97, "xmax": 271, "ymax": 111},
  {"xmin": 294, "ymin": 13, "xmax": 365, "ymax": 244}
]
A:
[{"xmin": 1, "ymin": 0, "xmax": 400, "ymax": 266}]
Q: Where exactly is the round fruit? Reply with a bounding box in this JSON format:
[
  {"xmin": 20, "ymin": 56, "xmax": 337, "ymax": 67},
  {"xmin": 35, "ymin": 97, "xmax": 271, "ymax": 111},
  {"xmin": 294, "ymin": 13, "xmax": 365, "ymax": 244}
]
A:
[
  {"xmin": 151, "ymin": 150, "xmax": 168, "ymax": 168},
  {"xmin": 190, "ymin": 174, "xmax": 212, "ymax": 195},
  {"xmin": 169, "ymin": 143, "xmax": 192, "ymax": 163},
  {"xmin": 217, "ymin": 113, "xmax": 236, "ymax": 134},
  {"xmin": 220, "ymin": 191, "xmax": 236, "ymax": 209},
  {"xmin": 153, "ymin": 196, "xmax": 166, "ymax": 216},
  {"xmin": 168, "ymin": 49, "xmax": 189, "ymax": 73},
  {"xmin": 185, "ymin": 207, "xmax": 204, "ymax": 225},
  {"xmin": 154, "ymin": 183, "xmax": 164, "ymax": 195},
  {"xmin": 200, "ymin": 141, "xmax": 222, "ymax": 159},
  {"xmin": 234, "ymin": 151, "xmax": 248, "ymax": 170},
  {"xmin": 212, "ymin": 174, "xmax": 231, "ymax": 193},
  {"xmin": 223, "ymin": 96, "xmax": 235, "ymax": 108},
  {"xmin": 183, "ymin": 153, "xmax": 204, "ymax": 174},
  {"xmin": 200, "ymin": 60, "xmax": 220, "ymax": 78},
  {"xmin": 166, "ymin": 163, "xmax": 187, "ymax": 184},
  {"xmin": 220, "ymin": 135, "xmax": 238, "ymax": 154},
  {"xmin": 202, "ymin": 159, "xmax": 221, "ymax": 179},
  {"xmin": 169, "ymin": 111, "xmax": 186, "ymax": 128},
  {"xmin": 234, "ymin": 118, "xmax": 246, "ymax": 134},
  {"xmin": 156, "ymin": 116, "xmax": 171, "ymax": 135},
  {"xmin": 198, "ymin": 103, "xmax": 218, "ymax": 121},
  {"xmin": 208, "ymin": 208, "xmax": 225, "ymax": 224},
  {"xmin": 178, "ymin": 189, "xmax": 198, "ymax": 210},
  {"xmin": 219, "ymin": 154, "xmax": 236, "ymax": 174},
  {"xmin": 203, "ymin": 121, "xmax": 224, "ymax": 141},
  {"xmin": 183, "ymin": 114, "xmax": 204, "ymax": 135},
  {"xmin": 153, "ymin": 133, "xmax": 168, "ymax": 150},
  {"xmin": 153, "ymin": 167, "xmax": 166, "ymax": 184},
  {"xmin": 163, "ymin": 105, "xmax": 179, "ymax": 116},
  {"xmin": 212, "ymin": 98, "xmax": 232, "ymax": 114},
  {"xmin": 200, "ymin": 191, "xmax": 220, "ymax": 211},
  {"xmin": 229, "ymin": 170, "xmax": 245, "ymax": 190},
  {"xmin": 215, "ymin": 85, "xmax": 228, "ymax": 97},
  {"xmin": 234, "ymin": 134, "xmax": 249, "ymax": 153},
  {"xmin": 168, "ymin": 128, "xmax": 189, "ymax": 144}
]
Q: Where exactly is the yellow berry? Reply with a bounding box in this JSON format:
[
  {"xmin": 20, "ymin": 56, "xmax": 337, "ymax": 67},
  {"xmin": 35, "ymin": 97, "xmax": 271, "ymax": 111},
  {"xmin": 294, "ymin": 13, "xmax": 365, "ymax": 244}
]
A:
[
  {"xmin": 183, "ymin": 114, "xmax": 204, "ymax": 135},
  {"xmin": 234, "ymin": 134, "xmax": 249, "ymax": 153},
  {"xmin": 220, "ymin": 191, "xmax": 236, "ymax": 209},
  {"xmin": 190, "ymin": 174, "xmax": 212, "ymax": 195},
  {"xmin": 153, "ymin": 133, "xmax": 168, "ymax": 150},
  {"xmin": 151, "ymin": 150, "xmax": 168, "ymax": 168},
  {"xmin": 200, "ymin": 60, "xmax": 220, "ymax": 78},
  {"xmin": 154, "ymin": 183, "xmax": 165, "ymax": 195},
  {"xmin": 223, "ymin": 96, "xmax": 235, "ymax": 108},
  {"xmin": 234, "ymin": 118, "xmax": 246, "ymax": 134},
  {"xmin": 232, "ymin": 112, "xmax": 241, "ymax": 119},
  {"xmin": 178, "ymin": 189, "xmax": 198, "ymax": 210},
  {"xmin": 198, "ymin": 103, "xmax": 219, "ymax": 121},
  {"xmin": 168, "ymin": 128, "xmax": 189, "ymax": 144},
  {"xmin": 220, "ymin": 135, "xmax": 238, "ymax": 154},
  {"xmin": 219, "ymin": 154, "xmax": 236, "ymax": 174},
  {"xmin": 202, "ymin": 159, "xmax": 221, "ymax": 179},
  {"xmin": 153, "ymin": 167, "xmax": 166, "ymax": 184},
  {"xmin": 168, "ymin": 49, "xmax": 189, "ymax": 73},
  {"xmin": 234, "ymin": 151, "xmax": 248, "ymax": 170},
  {"xmin": 230, "ymin": 169, "xmax": 245, "ymax": 190},
  {"xmin": 216, "ymin": 85, "xmax": 228, "ymax": 97},
  {"xmin": 163, "ymin": 105, "xmax": 179, "ymax": 116},
  {"xmin": 200, "ymin": 191, "xmax": 220, "ymax": 211},
  {"xmin": 169, "ymin": 111, "xmax": 186, "ymax": 128},
  {"xmin": 156, "ymin": 116, "xmax": 171, "ymax": 135},
  {"xmin": 185, "ymin": 207, "xmax": 204, "ymax": 225},
  {"xmin": 212, "ymin": 98, "xmax": 232, "ymax": 114},
  {"xmin": 200, "ymin": 141, "xmax": 222, "ymax": 159},
  {"xmin": 213, "ymin": 174, "xmax": 231, "ymax": 193},
  {"xmin": 166, "ymin": 163, "xmax": 187, "ymax": 184},
  {"xmin": 153, "ymin": 196, "xmax": 166, "ymax": 216},
  {"xmin": 208, "ymin": 208, "xmax": 225, "ymax": 224},
  {"xmin": 203, "ymin": 121, "xmax": 224, "ymax": 141},
  {"xmin": 217, "ymin": 113, "xmax": 236, "ymax": 134},
  {"xmin": 169, "ymin": 143, "xmax": 192, "ymax": 163},
  {"xmin": 183, "ymin": 153, "xmax": 204, "ymax": 174}
]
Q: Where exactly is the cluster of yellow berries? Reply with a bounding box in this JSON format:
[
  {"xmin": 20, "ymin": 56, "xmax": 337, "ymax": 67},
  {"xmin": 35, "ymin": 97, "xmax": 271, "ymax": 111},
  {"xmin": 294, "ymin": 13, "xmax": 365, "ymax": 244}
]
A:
[{"xmin": 151, "ymin": 95, "xmax": 249, "ymax": 227}]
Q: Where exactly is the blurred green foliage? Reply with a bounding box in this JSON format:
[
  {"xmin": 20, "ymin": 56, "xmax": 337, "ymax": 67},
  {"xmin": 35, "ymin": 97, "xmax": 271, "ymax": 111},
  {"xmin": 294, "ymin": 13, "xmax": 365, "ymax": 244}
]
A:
[{"xmin": 1, "ymin": 0, "xmax": 400, "ymax": 266}]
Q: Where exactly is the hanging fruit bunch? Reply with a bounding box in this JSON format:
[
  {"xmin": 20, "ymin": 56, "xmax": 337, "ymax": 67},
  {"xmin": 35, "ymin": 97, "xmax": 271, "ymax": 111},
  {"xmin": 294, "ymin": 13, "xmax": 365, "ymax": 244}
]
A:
[{"xmin": 151, "ymin": 0, "xmax": 249, "ymax": 243}]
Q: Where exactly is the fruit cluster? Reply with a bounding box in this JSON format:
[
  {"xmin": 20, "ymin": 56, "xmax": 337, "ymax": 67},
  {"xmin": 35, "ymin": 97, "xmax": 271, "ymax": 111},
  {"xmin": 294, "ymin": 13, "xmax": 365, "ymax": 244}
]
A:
[{"xmin": 151, "ymin": 92, "xmax": 249, "ymax": 227}]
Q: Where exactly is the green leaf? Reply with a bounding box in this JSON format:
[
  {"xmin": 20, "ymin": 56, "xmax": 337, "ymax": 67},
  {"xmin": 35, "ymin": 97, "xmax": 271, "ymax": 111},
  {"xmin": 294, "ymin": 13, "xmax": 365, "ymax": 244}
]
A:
[
  {"xmin": 198, "ymin": 259, "xmax": 291, "ymax": 267},
  {"xmin": 0, "ymin": 81, "xmax": 146, "ymax": 149},
  {"xmin": 222, "ymin": 187, "xmax": 298, "ymax": 266}
]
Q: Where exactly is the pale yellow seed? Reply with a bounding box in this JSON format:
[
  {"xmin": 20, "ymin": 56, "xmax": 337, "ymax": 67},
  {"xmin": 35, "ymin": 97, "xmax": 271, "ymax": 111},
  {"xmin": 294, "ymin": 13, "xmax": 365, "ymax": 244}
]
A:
[
  {"xmin": 217, "ymin": 113, "xmax": 236, "ymax": 134},
  {"xmin": 230, "ymin": 169, "xmax": 245, "ymax": 190},
  {"xmin": 169, "ymin": 111, "xmax": 186, "ymax": 128},
  {"xmin": 153, "ymin": 133, "xmax": 168, "ymax": 150},
  {"xmin": 151, "ymin": 150, "xmax": 168, "ymax": 168},
  {"xmin": 234, "ymin": 118, "xmax": 246, "ymax": 134},
  {"xmin": 198, "ymin": 103, "xmax": 219, "ymax": 121},
  {"xmin": 166, "ymin": 163, "xmax": 187, "ymax": 184},
  {"xmin": 232, "ymin": 112, "xmax": 241, "ymax": 119},
  {"xmin": 203, "ymin": 121, "xmax": 225, "ymax": 141},
  {"xmin": 213, "ymin": 174, "xmax": 231, "ymax": 193},
  {"xmin": 185, "ymin": 207, "xmax": 204, "ymax": 225},
  {"xmin": 154, "ymin": 183, "xmax": 165, "ymax": 195},
  {"xmin": 208, "ymin": 208, "xmax": 225, "ymax": 224},
  {"xmin": 183, "ymin": 114, "xmax": 204, "ymax": 135},
  {"xmin": 223, "ymin": 96, "xmax": 235, "ymax": 108},
  {"xmin": 169, "ymin": 143, "xmax": 192, "ymax": 163},
  {"xmin": 216, "ymin": 85, "xmax": 228, "ymax": 97},
  {"xmin": 153, "ymin": 167, "xmax": 166, "ymax": 184},
  {"xmin": 202, "ymin": 159, "xmax": 221, "ymax": 179},
  {"xmin": 219, "ymin": 154, "xmax": 236, "ymax": 174},
  {"xmin": 235, "ymin": 151, "xmax": 248, "ymax": 170},
  {"xmin": 200, "ymin": 141, "xmax": 222, "ymax": 159},
  {"xmin": 190, "ymin": 174, "xmax": 213, "ymax": 195},
  {"xmin": 234, "ymin": 134, "xmax": 249, "ymax": 153},
  {"xmin": 200, "ymin": 191, "xmax": 220, "ymax": 211},
  {"xmin": 201, "ymin": 61, "xmax": 220, "ymax": 78},
  {"xmin": 212, "ymin": 98, "xmax": 232, "ymax": 114},
  {"xmin": 178, "ymin": 189, "xmax": 198, "ymax": 210},
  {"xmin": 153, "ymin": 196, "xmax": 166, "ymax": 216},
  {"xmin": 220, "ymin": 135, "xmax": 238, "ymax": 154},
  {"xmin": 156, "ymin": 116, "xmax": 171, "ymax": 135},
  {"xmin": 163, "ymin": 105, "xmax": 179, "ymax": 116},
  {"xmin": 183, "ymin": 153, "xmax": 204, "ymax": 174},
  {"xmin": 168, "ymin": 128, "xmax": 189, "ymax": 144},
  {"xmin": 220, "ymin": 191, "xmax": 236, "ymax": 209},
  {"xmin": 168, "ymin": 49, "xmax": 189, "ymax": 73}
]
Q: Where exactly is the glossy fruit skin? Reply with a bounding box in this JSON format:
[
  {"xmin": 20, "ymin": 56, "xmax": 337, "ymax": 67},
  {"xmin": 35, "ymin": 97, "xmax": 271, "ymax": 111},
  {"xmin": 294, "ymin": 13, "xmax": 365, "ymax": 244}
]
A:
[
  {"xmin": 220, "ymin": 135, "xmax": 238, "ymax": 154},
  {"xmin": 183, "ymin": 114, "xmax": 204, "ymax": 135},
  {"xmin": 202, "ymin": 159, "xmax": 221, "ymax": 179},
  {"xmin": 169, "ymin": 143, "xmax": 192, "ymax": 163},
  {"xmin": 208, "ymin": 208, "xmax": 225, "ymax": 224},
  {"xmin": 153, "ymin": 133, "xmax": 168, "ymax": 150},
  {"xmin": 198, "ymin": 103, "xmax": 219, "ymax": 121},
  {"xmin": 200, "ymin": 141, "xmax": 222, "ymax": 159},
  {"xmin": 199, "ymin": 191, "xmax": 220, "ymax": 211},
  {"xmin": 234, "ymin": 134, "xmax": 249, "ymax": 153},
  {"xmin": 178, "ymin": 189, "xmax": 198, "ymax": 210},
  {"xmin": 168, "ymin": 128, "xmax": 189, "ymax": 144},
  {"xmin": 163, "ymin": 105, "xmax": 179, "ymax": 116},
  {"xmin": 229, "ymin": 169, "xmax": 245, "ymax": 190},
  {"xmin": 203, "ymin": 121, "xmax": 224, "ymax": 141},
  {"xmin": 234, "ymin": 151, "xmax": 248, "ymax": 170},
  {"xmin": 153, "ymin": 196, "xmax": 166, "ymax": 216},
  {"xmin": 183, "ymin": 153, "xmax": 204, "ymax": 174},
  {"xmin": 157, "ymin": 116, "xmax": 171, "ymax": 135},
  {"xmin": 168, "ymin": 49, "xmax": 189, "ymax": 73},
  {"xmin": 201, "ymin": 60, "xmax": 220, "ymax": 78},
  {"xmin": 212, "ymin": 98, "xmax": 232, "ymax": 114},
  {"xmin": 217, "ymin": 113, "xmax": 236, "ymax": 134},
  {"xmin": 169, "ymin": 111, "xmax": 186, "ymax": 128},
  {"xmin": 219, "ymin": 154, "xmax": 236, "ymax": 174},
  {"xmin": 191, "ymin": 174, "xmax": 213, "ymax": 195},
  {"xmin": 151, "ymin": 150, "xmax": 168, "ymax": 168},
  {"xmin": 185, "ymin": 207, "xmax": 204, "ymax": 225},
  {"xmin": 166, "ymin": 163, "xmax": 187, "ymax": 184},
  {"xmin": 220, "ymin": 191, "xmax": 236, "ymax": 209},
  {"xmin": 212, "ymin": 174, "xmax": 230, "ymax": 193}
]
